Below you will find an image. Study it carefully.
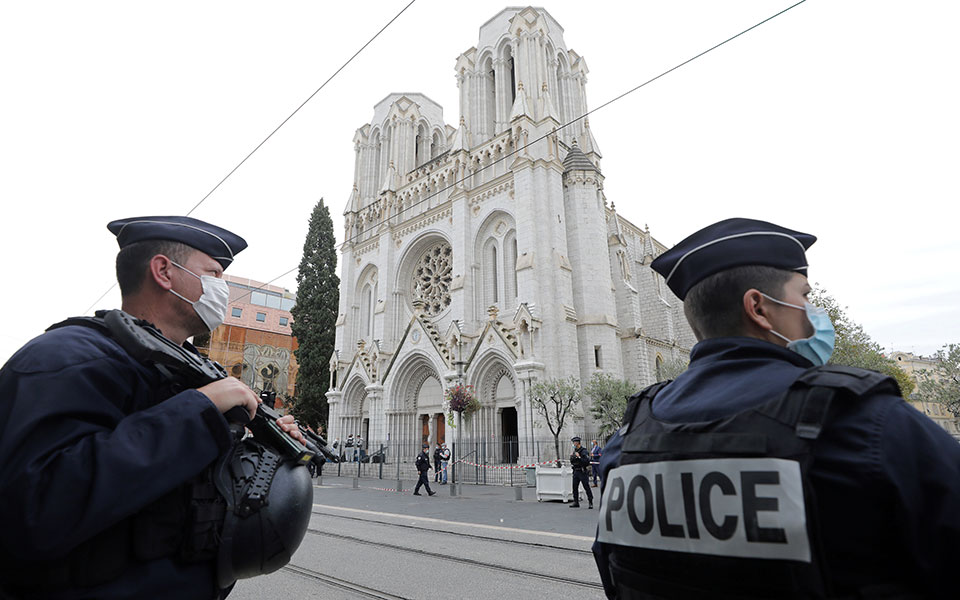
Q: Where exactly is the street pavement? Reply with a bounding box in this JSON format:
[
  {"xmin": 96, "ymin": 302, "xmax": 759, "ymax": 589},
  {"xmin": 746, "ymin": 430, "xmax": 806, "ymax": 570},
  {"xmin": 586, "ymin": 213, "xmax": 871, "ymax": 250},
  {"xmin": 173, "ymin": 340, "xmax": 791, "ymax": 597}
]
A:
[{"xmin": 230, "ymin": 474, "xmax": 605, "ymax": 599}]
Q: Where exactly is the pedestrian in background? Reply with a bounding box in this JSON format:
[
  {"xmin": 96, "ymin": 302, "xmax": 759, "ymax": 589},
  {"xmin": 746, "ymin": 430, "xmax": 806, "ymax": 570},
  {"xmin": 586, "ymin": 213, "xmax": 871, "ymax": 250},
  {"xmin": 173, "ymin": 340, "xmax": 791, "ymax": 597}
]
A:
[
  {"xmin": 413, "ymin": 443, "xmax": 436, "ymax": 496},
  {"xmin": 440, "ymin": 443, "xmax": 451, "ymax": 484},
  {"xmin": 590, "ymin": 439, "xmax": 601, "ymax": 487},
  {"xmin": 433, "ymin": 443, "xmax": 443, "ymax": 482}
]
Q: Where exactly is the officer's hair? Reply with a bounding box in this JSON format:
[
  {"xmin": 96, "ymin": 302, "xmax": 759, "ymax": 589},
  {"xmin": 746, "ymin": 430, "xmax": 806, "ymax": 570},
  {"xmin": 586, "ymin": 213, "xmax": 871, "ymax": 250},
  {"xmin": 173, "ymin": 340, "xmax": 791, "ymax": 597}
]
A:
[
  {"xmin": 116, "ymin": 240, "xmax": 195, "ymax": 296},
  {"xmin": 683, "ymin": 266, "xmax": 794, "ymax": 340}
]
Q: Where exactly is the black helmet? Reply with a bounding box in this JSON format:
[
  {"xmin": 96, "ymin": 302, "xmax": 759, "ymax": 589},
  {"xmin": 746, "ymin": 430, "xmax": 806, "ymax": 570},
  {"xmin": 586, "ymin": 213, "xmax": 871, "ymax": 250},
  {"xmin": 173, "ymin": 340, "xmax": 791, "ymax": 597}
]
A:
[{"xmin": 213, "ymin": 436, "xmax": 314, "ymax": 589}]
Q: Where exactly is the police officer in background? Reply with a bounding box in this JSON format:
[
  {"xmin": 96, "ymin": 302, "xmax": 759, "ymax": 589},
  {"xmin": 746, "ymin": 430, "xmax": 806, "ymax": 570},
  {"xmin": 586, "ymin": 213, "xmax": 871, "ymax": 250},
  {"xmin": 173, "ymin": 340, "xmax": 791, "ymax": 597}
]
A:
[
  {"xmin": 0, "ymin": 216, "xmax": 307, "ymax": 599},
  {"xmin": 592, "ymin": 218, "xmax": 960, "ymax": 599},
  {"xmin": 413, "ymin": 443, "xmax": 437, "ymax": 496},
  {"xmin": 569, "ymin": 436, "xmax": 594, "ymax": 509}
]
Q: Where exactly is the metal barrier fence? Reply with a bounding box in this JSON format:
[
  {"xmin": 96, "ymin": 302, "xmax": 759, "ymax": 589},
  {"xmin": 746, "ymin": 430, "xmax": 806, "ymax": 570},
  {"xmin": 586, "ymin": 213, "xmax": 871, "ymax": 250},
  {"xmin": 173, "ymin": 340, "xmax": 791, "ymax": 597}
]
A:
[{"xmin": 326, "ymin": 435, "xmax": 612, "ymax": 486}]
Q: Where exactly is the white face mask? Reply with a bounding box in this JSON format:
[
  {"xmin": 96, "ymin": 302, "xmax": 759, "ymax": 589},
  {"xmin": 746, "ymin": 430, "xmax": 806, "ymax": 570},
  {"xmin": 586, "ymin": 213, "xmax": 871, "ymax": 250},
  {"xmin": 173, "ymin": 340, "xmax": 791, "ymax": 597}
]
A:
[{"xmin": 169, "ymin": 261, "xmax": 229, "ymax": 332}]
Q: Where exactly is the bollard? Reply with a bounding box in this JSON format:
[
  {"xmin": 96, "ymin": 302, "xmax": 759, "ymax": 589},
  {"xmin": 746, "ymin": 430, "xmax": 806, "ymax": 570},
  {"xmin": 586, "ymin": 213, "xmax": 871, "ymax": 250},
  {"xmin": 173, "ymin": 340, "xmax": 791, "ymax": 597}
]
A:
[
  {"xmin": 317, "ymin": 475, "xmax": 323, "ymax": 486},
  {"xmin": 514, "ymin": 485, "xmax": 523, "ymax": 501},
  {"xmin": 396, "ymin": 479, "xmax": 403, "ymax": 492},
  {"xmin": 449, "ymin": 481, "xmax": 457, "ymax": 497},
  {"xmin": 352, "ymin": 477, "xmax": 359, "ymax": 489}
]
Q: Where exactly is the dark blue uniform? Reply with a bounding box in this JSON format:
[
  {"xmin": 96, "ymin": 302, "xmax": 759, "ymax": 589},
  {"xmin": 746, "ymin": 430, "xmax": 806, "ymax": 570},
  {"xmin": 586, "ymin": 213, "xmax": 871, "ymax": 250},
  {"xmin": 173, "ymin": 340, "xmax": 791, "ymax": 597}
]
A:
[
  {"xmin": 593, "ymin": 337, "xmax": 960, "ymax": 598},
  {"xmin": 0, "ymin": 324, "xmax": 234, "ymax": 599}
]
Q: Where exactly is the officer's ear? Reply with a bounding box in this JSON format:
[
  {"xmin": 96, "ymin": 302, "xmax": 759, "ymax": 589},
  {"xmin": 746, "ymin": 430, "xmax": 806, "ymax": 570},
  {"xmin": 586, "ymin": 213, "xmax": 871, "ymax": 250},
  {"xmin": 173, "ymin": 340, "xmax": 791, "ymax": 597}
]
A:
[
  {"xmin": 148, "ymin": 255, "xmax": 176, "ymax": 292},
  {"xmin": 742, "ymin": 289, "xmax": 775, "ymax": 334}
]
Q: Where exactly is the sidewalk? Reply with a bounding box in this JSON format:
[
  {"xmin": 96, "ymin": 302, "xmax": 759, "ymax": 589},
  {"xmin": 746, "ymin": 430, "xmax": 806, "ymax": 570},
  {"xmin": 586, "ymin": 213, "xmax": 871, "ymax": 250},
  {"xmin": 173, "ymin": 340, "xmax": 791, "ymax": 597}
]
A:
[{"xmin": 312, "ymin": 474, "xmax": 601, "ymax": 541}]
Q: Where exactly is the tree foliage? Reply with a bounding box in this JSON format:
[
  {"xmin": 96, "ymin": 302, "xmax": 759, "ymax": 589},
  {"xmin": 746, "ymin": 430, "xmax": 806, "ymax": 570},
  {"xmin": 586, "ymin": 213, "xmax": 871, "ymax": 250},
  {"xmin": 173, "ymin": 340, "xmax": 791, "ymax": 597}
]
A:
[
  {"xmin": 658, "ymin": 357, "xmax": 689, "ymax": 382},
  {"xmin": 530, "ymin": 376, "xmax": 582, "ymax": 463},
  {"xmin": 290, "ymin": 199, "xmax": 339, "ymax": 429},
  {"xmin": 915, "ymin": 343, "xmax": 960, "ymax": 416},
  {"xmin": 809, "ymin": 286, "xmax": 914, "ymax": 396},
  {"xmin": 584, "ymin": 372, "xmax": 639, "ymax": 437}
]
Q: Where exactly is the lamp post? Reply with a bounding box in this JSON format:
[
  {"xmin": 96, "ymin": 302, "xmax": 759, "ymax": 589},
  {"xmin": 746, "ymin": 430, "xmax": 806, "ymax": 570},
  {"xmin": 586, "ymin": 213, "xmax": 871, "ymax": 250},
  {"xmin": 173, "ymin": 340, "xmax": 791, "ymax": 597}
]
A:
[{"xmin": 451, "ymin": 320, "xmax": 464, "ymax": 490}]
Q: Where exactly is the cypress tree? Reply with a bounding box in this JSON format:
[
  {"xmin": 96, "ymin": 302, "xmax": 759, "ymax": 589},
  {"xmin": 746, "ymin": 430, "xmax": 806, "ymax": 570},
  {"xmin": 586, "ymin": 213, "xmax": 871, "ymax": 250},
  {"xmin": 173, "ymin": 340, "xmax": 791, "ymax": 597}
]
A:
[{"xmin": 290, "ymin": 198, "xmax": 339, "ymax": 430}]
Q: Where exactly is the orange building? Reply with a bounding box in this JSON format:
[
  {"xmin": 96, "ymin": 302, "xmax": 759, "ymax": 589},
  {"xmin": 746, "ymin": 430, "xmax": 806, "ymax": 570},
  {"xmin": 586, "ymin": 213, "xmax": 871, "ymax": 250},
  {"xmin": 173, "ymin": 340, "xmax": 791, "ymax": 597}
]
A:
[{"xmin": 195, "ymin": 274, "xmax": 299, "ymax": 402}]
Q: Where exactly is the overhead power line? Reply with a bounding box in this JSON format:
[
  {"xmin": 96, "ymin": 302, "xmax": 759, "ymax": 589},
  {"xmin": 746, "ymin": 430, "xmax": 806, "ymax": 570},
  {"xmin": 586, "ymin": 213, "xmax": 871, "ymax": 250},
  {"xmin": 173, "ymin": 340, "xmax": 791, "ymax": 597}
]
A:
[
  {"xmin": 185, "ymin": 0, "xmax": 417, "ymax": 217},
  {"xmin": 83, "ymin": 1, "xmax": 416, "ymax": 314},
  {"xmin": 342, "ymin": 0, "xmax": 807, "ymax": 246}
]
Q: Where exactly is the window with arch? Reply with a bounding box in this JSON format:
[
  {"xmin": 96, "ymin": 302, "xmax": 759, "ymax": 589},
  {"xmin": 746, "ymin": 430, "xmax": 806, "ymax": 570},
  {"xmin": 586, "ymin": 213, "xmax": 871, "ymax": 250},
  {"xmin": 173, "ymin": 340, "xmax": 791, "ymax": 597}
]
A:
[
  {"xmin": 356, "ymin": 267, "xmax": 379, "ymax": 340},
  {"xmin": 484, "ymin": 241, "xmax": 499, "ymax": 306},
  {"xmin": 503, "ymin": 230, "xmax": 517, "ymax": 306},
  {"xmin": 656, "ymin": 355, "xmax": 664, "ymax": 381}
]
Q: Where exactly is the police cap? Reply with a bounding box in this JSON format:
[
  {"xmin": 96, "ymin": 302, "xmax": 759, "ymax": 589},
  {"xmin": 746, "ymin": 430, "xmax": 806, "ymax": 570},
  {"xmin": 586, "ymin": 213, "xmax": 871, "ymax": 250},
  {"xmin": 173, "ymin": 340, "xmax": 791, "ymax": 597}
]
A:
[
  {"xmin": 107, "ymin": 216, "xmax": 247, "ymax": 270},
  {"xmin": 650, "ymin": 218, "xmax": 816, "ymax": 300},
  {"xmin": 571, "ymin": 436, "xmax": 582, "ymax": 443},
  {"xmin": 422, "ymin": 443, "xmax": 429, "ymax": 448}
]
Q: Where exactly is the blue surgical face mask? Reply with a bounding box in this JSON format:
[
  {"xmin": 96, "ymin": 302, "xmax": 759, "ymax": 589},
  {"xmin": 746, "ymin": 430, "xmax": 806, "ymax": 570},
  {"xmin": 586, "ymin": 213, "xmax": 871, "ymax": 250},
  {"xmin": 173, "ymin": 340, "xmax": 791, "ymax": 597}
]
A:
[{"xmin": 760, "ymin": 293, "xmax": 835, "ymax": 366}]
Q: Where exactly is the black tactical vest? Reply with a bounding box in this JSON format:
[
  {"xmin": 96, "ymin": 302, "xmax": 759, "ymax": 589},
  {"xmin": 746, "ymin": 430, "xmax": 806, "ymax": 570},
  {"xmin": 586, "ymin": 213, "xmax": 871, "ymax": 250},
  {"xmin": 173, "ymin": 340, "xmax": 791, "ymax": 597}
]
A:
[{"xmin": 600, "ymin": 365, "xmax": 900, "ymax": 600}]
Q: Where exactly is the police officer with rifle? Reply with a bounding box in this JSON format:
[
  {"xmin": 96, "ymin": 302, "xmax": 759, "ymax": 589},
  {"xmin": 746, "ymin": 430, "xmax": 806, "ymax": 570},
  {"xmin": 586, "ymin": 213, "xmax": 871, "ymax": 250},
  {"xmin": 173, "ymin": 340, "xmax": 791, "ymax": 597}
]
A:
[
  {"xmin": 569, "ymin": 436, "xmax": 593, "ymax": 509},
  {"xmin": 592, "ymin": 218, "xmax": 960, "ymax": 598},
  {"xmin": 0, "ymin": 216, "xmax": 315, "ymax": 599}
]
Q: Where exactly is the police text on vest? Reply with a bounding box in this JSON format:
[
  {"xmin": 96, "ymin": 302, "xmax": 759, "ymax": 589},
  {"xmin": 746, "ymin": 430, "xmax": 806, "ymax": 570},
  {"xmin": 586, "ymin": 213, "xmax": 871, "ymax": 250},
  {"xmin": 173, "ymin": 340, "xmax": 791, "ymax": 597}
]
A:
[{"xmin": 597, "ymin": 458, "xmax": 810, "ymax": 562}]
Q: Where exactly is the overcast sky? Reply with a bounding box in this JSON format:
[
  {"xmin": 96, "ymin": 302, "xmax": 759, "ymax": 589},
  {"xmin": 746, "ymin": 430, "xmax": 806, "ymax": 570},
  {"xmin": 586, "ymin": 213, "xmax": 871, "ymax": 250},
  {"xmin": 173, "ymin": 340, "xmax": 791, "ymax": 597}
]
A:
[{"xmin": 2, "ymin": 0, "xmax": 957, "ymax": 365}]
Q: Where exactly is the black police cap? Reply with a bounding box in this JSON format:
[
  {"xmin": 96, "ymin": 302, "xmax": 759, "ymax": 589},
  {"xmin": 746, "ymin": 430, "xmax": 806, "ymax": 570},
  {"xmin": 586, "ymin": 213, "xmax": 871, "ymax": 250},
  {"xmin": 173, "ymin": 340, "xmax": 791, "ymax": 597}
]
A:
[
  {"xmin": 650, "ymin": 218, "xmax": 816, "ymax": 300},
  {"xmin": 571, "ymin": 436, "xmax": 582, "ymax": 443},
  {"xmin": 107, "ymin": 216, "xmax": 247, "ymax": 270}
]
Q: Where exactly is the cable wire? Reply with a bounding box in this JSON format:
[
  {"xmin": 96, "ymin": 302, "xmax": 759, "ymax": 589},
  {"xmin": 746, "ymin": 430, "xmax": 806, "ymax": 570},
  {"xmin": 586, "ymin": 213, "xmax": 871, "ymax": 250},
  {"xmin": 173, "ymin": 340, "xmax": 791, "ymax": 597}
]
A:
[
  {"xmin": 184, "ymin": 0, "xmax": 417, "ymax": 217},
  {"xmin": 82, "ymin": 1, "xmax": 416, "ymax": 314},
  {"xmin": 342, "ymin": 0, "xmax": 806, "ymax": 246}
]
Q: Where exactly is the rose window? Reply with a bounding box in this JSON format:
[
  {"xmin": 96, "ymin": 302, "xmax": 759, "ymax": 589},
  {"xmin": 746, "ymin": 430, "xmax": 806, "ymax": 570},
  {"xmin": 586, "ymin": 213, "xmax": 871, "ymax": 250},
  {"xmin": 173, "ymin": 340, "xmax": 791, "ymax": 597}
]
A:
[{"xmin": 412, "ymin": 242, "xmax": 452, "ymax": 316}]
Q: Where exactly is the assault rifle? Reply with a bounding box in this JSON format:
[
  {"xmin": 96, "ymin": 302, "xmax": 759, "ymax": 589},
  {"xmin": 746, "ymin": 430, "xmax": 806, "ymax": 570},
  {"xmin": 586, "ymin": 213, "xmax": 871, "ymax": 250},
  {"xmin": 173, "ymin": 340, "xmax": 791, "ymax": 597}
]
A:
[{"xmin": 93, "ymin": 309, "xmax": 317, "ymax": 466}]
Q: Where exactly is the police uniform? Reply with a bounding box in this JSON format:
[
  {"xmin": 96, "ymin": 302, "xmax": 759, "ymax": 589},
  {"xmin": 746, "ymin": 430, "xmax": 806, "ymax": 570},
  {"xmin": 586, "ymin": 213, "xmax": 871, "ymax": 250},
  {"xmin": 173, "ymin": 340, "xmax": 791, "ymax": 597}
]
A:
[
  {"xmin": 414, "ymin": 444, "xmax": 436, "ymax": 496},
  {"xmin": 570, "ymin": 437, "xmax": 594, "ymax": 509},
  {"xmin": 592, "ymin": 218, "xmax": 960, "ymax": 599},
  {"xmin": 0, "ymin": 217, "xmax": 248, "ymax": 599}
]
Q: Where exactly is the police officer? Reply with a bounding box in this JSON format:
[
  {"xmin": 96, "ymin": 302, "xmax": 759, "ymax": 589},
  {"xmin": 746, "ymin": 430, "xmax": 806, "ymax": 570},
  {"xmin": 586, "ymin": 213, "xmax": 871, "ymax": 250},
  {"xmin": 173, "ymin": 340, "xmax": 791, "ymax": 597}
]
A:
[
  {"xmin": 592, "ymin": 218, "xmax": 960, "ymax": 599},
  {"xmin": 0, "ymin": 216, "xmax": 307, "ymax": 599},
  {"xmin": 569, "ymin": 436, "xmax": 594, "ymax": 509},
  {"xmin": 413, "ymin": 443, "xmax": 437, "ymax": 496}
]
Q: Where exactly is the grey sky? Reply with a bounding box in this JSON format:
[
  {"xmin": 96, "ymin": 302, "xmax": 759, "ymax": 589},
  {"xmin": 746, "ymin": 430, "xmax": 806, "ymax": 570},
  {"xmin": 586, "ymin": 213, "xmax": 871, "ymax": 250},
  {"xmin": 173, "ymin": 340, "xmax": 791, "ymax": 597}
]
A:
[{"xmin": 1, "ymin": 0, "xmax": 957, "ymax": 365}]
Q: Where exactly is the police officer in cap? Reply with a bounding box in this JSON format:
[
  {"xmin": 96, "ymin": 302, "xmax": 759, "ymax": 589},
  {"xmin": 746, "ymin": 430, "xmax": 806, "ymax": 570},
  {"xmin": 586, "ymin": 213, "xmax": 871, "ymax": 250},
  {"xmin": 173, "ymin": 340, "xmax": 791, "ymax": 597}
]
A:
[
  {"xmin": 592, "ymin": 218, "xmax": 960, "ymax": 598},
  {"xmin": 0, "ymin": 216, "xmax": 307, "ymax": 599},
  {"xmin": 569, "ymin": 436, "xmax": 593, "ymax": 509}
]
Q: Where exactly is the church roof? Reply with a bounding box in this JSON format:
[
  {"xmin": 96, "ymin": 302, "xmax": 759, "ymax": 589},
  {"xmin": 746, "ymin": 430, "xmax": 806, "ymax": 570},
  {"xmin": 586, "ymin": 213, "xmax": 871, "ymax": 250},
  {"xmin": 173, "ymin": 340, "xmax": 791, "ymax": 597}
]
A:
[{"xmin": 562, "ymin": 140, "xmax": 598, "ymax": 173}]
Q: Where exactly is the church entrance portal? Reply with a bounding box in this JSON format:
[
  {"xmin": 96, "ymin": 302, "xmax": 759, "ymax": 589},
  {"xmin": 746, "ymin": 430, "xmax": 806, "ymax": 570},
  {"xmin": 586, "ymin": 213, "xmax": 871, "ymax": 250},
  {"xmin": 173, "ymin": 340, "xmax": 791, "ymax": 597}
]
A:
[{"xmin": 501, "ymin": 407, "xmax": 518, "ymax": 464}]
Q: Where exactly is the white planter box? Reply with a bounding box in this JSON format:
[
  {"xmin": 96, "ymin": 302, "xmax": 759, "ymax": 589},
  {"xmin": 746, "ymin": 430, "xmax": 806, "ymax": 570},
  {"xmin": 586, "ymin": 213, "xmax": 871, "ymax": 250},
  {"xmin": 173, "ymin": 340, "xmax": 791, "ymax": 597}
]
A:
[{"xmin": 535, "ymin": 464, "xmax": 574, "ymax": 502}]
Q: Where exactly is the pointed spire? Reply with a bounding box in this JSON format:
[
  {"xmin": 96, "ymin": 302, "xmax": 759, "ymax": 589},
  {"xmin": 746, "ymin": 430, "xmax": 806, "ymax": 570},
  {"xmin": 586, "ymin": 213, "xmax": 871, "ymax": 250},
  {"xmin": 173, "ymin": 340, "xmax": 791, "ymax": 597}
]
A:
[
  {"xmin": 344, "ymin": 183, "xmax": 358, "ymax": 215},
  {"xmin": 379, "ymin": 160, "xmax": 397, "ymax": 194},
  {"xmin": 538, "ymin": 82, "xmax": 558, "ymax": 123},
  {"xmin": 643, "ymin": 224, "xmax": 656, "ymax": 261},
  {"xmin": 562, "ymin": 139, "xmax": 598, "ymax": 173},
  {"xmin": 450, "ymin": 115, "xmax": 470, "ymax": 153},
  {"xmin": 582, "ymin": 118, "xmax": 602, "ymax": 159},
  {"xmin": 509, "ymin": 81, "xmax": 532, "ymax": 121}
]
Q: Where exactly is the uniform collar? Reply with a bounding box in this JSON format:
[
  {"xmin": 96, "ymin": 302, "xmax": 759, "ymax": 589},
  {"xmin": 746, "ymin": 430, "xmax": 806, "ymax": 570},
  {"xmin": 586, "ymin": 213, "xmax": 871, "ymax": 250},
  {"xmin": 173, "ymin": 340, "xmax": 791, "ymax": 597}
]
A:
[{"xmin": 690, "ymin": 336, "xmax": 814, "ymax": 369}]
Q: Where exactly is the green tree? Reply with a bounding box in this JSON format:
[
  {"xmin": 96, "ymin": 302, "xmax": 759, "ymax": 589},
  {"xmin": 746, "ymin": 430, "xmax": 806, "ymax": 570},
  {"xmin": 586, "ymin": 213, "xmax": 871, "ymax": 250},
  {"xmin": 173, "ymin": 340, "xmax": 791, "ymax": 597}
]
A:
[
  {"xmin": 809, "ymin": 286, "xmax": 914, "ymax": 396},
  {"xmin": 658, "ymin": 356, "xmax": 689, "ymax": 382},
  {"xmin": 915, "ymin": 344, "xmax": 960, "ymax": 416},
  {"xmin": 290, "ymin": 199, "xmax": 339, "ymax": 429},
  {"xmin": 584, "ymin": 372, "xmax": 639, "ymax": 437},
  {"xmin": 530, "ymin": 376, "xmax": 582, "ymax": 463}
]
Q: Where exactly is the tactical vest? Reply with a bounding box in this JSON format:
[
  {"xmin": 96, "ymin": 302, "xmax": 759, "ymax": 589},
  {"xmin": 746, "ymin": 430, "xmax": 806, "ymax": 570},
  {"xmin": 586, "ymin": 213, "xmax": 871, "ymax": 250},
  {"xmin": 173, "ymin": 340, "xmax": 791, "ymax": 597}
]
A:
[
  {"xmin": 1, "ymin": 311, "xmax": 312, "ymax": 594},
  {"xmin": 598, "ymin": 365, "xmax": 902, "ymax": 600}
]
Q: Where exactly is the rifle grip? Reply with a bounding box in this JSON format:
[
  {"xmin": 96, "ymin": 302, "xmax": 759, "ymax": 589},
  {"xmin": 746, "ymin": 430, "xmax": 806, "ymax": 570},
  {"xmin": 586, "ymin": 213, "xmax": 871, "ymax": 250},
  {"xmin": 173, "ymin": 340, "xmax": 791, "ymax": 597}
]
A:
[{"xmin": 225, "ymin": 406, "xmax": 252, "ymax": 425}]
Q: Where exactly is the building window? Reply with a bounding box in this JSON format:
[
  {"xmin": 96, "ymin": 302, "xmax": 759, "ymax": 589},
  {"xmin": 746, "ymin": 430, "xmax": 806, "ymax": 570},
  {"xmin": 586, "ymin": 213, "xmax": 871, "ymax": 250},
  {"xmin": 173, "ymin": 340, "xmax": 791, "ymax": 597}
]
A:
[
  {"xmin": 594, "ymin": 345, "xmax": 602, "ymax": 368},
  {"xmin": 279, "ymin": 317, "xmax": 288, "ymax": 327},
  {"xmin": 256, "ymin": 312, "xmax": 266, "ymax": 322},
  {"xmin": 231, "ymin": 307, "xmax": 242, "ymax": 318}
]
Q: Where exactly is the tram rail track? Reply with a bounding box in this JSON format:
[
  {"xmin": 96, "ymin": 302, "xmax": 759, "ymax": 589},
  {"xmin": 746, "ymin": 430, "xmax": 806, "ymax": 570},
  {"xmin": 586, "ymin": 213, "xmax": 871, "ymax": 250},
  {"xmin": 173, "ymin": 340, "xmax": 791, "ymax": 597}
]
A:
[
  {"xmin": 311, "ymin": 507, "xmax": 594, "ymax": 556},
  {"xmin": 282, "ymin": 563, "xmax": 410, "ymax": 599},
  {"xmin": 304, "ymin": 526, "xmax": 605, "ymax": 591}
]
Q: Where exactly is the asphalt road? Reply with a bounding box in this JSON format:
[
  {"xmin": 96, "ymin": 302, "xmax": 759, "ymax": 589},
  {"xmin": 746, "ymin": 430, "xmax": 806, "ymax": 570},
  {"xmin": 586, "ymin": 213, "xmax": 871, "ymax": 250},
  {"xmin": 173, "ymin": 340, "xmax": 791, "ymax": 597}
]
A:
[{"xmin": 230, "ymin": 476, "xmax": 605, "ymax": 599}]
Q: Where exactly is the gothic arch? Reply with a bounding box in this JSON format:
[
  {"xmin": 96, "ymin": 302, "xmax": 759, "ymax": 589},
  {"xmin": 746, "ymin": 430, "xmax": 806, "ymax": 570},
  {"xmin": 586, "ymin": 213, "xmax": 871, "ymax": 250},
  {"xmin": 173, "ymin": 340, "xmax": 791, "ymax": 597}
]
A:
[
  {"xmin": 474, "ymin": 210, "xmax": 517, "ymax": 316},
  {"xmin": 389, "ymin": 351, "xmax": 445, "ymax": 413},
  {"xmin": 343, "ymin": 376, "xmax": 369, "ymax": 417}
]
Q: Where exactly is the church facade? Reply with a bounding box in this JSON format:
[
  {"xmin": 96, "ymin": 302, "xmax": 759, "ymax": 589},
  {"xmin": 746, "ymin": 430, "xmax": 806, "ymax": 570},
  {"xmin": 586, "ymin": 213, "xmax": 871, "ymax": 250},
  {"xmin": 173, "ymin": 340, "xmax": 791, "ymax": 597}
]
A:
[{"xmin": 326, "ymin": 7, "xmax": 695, "ymax": 461}]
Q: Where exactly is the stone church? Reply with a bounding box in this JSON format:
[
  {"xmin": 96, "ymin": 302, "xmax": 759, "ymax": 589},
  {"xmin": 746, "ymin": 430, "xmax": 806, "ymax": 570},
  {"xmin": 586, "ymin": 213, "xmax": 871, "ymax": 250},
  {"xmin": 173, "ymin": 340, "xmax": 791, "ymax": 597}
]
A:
[{"xmin": 326, "ymin": 6, "xmax": 695, "ymax": 461}]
